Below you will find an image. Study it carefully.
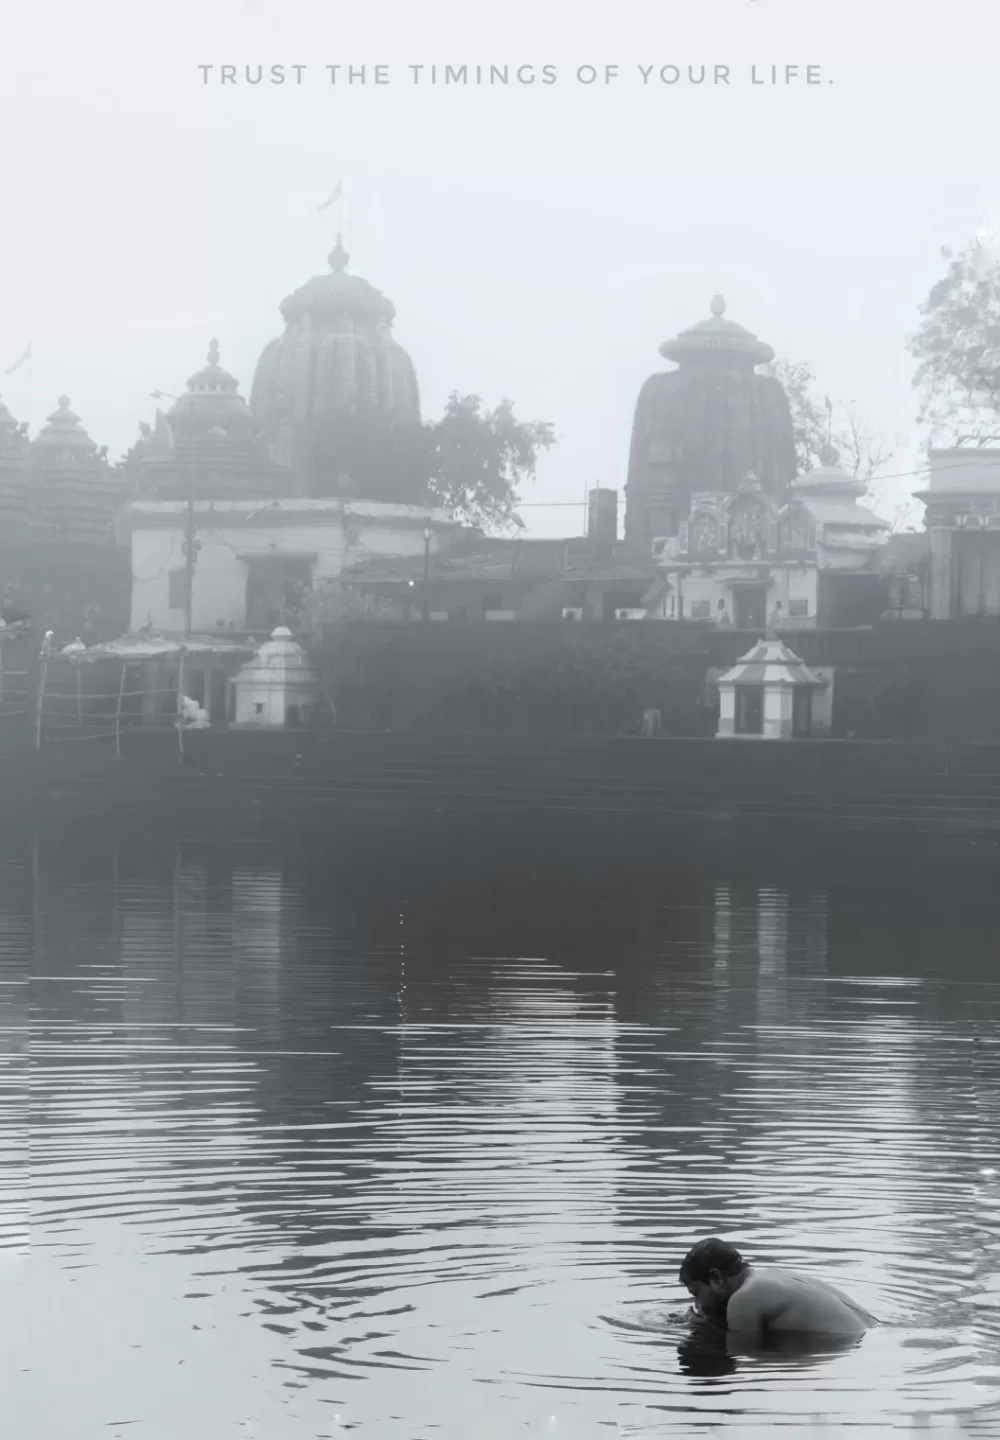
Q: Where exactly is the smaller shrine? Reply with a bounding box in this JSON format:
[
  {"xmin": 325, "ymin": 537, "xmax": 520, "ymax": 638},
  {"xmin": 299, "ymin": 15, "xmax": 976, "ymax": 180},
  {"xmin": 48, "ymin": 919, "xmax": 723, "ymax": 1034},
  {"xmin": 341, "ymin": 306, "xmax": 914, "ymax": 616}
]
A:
[
  {"xmin": 125, "ymin": 338, "xmax": 294, "ymax": 503},
  {"xmin": 716, "ymin": 636, "xmax": 827, "ymax": 740},
  {"xmin": 233, "ymin": 626, "xmax": 320, "ymax": 727},
  {"xmin": 648, "ymin": 468, "xmax": 890, "ymax": 628}
]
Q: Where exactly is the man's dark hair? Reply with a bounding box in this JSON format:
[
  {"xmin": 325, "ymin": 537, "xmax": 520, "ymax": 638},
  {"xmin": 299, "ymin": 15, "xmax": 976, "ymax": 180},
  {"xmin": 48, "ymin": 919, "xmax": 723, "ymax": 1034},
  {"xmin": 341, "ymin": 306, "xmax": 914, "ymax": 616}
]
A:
[{"xmin": 679, "ymin": 1238, "xmax": 747, "ymax": 1285}]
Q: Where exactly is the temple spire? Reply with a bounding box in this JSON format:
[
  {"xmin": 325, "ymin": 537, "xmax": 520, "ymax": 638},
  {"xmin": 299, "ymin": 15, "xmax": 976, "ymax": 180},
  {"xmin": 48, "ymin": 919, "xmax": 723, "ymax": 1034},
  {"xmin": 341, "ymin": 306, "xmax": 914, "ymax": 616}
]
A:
[{"xmin": 329, "ymin": 233, "xmax": 349, "ymax": 273}]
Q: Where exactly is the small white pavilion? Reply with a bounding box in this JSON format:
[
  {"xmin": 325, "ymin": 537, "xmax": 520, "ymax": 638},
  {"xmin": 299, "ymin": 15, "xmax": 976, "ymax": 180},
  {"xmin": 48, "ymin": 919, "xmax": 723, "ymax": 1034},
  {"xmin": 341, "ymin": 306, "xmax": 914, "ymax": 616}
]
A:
[
  {"xmin": 716, "ymin": 636, "xmax": 827, "ymax": 740},
  {"xmin": 232, "ymin": 626, "xmax": 320, "ymax": 728}
]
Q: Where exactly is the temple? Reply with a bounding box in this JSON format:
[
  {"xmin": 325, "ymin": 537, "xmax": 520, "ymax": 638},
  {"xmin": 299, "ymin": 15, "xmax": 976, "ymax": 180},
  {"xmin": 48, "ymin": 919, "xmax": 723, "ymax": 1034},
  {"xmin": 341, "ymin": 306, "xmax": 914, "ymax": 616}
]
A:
[
  {"xmin": 250, "ymin": 236, "xmax": 424, "ymax": 501},
  {"xmin": 646, "ymin": 462, "xmax": 890, "ymax": 628},
  {"xmin": 127, "ymin": 339, "xmax": 292, "ymax": 501},
  {"xmin": 625, "ymin": 296, "xmax": 796, "ymax": 553}
]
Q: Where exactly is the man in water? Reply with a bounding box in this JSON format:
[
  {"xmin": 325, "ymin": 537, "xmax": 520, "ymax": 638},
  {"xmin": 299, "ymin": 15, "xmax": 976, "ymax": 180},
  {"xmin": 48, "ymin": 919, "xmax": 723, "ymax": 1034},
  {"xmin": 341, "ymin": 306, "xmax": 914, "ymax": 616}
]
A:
[{"xmin": 679, "ymin": 1238, "xmax": 876, "ymax": 1339}]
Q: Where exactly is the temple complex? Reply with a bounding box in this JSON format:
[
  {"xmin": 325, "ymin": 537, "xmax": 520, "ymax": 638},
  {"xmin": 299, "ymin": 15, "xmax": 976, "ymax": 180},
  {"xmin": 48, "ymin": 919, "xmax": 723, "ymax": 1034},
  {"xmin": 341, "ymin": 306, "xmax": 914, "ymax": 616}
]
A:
[
  {"xmin": 0, "ymin": 257, "xmax": 904, "ymax": 648},
  {"xmin": 625, "ymin": 296, "xmax": 796, "ymax": 553}
]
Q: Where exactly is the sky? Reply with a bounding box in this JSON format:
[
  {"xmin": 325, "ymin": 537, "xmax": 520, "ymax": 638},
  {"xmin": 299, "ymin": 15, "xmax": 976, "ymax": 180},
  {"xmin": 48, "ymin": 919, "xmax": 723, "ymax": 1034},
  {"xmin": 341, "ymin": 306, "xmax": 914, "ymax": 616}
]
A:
[{"xmin": 1, "ymin": 0, "xmax": 997, "ymax": 537}]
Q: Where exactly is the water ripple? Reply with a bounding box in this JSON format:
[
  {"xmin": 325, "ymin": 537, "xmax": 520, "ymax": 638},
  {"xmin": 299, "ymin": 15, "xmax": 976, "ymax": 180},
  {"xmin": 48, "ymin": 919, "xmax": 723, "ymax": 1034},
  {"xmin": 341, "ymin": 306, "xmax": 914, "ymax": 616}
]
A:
[{"xmin": 3, "ymin": 840, "xmax": 1000, "ymax": 1437}]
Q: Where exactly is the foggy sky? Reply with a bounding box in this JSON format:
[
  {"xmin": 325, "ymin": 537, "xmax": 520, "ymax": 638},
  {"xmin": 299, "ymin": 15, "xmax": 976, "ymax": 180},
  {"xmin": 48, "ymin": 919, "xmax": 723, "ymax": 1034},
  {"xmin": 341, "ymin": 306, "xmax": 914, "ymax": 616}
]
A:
[{"xmin": 1, "ymin": 0, "xmax": 995, "ymax": 536}]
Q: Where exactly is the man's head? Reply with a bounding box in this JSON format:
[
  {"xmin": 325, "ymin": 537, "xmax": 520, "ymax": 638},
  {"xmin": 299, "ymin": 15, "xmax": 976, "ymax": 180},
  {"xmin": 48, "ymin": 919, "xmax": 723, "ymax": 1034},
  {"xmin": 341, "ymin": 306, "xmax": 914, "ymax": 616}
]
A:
[{"xmin": 679, "ymin": 1238, "xmax": 748, "ymax": 1319}]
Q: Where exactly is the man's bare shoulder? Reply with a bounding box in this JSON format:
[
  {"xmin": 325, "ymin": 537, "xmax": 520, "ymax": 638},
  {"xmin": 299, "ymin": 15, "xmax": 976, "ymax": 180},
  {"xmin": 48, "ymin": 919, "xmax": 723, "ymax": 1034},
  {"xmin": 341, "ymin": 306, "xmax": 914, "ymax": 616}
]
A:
[
  {"xmin": 724, "ymin": 1271, "xmax": 790, "ymax": 1332},
  {"xmin": 731, "ymin": 1266, "xmax": 876, "ymax": 1333}
]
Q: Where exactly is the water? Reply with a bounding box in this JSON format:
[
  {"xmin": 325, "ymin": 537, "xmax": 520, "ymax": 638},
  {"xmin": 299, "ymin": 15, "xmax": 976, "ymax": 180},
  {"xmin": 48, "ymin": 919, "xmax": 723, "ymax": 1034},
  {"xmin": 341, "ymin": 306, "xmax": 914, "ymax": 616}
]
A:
[{"xmin": 4, "ymin": 827, "xmax": 1000, "ymax": 1438}]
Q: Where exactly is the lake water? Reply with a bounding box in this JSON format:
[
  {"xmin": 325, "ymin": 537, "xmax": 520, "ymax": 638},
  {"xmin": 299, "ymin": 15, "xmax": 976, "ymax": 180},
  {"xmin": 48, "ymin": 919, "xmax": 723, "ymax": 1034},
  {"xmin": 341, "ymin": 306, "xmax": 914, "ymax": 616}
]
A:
[{"xmin": 4, "ymin": 825, "xmax": 1000, "ymax": 1438}]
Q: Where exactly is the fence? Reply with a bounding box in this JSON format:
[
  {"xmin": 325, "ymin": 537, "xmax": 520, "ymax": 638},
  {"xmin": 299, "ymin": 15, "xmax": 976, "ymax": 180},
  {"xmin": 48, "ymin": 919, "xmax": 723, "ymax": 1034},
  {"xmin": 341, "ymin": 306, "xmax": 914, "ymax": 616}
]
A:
[{"xmin": 0, "ymin": 651, "xmax": 191, "ymax": 760}]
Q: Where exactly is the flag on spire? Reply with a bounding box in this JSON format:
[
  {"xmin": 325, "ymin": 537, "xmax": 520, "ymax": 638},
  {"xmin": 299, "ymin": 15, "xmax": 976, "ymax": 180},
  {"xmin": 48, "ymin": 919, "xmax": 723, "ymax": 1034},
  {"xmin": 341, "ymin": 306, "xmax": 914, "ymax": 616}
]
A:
[
  {"xmin": 317, "ymin": 181, "xmax": 343, "ymax": 213},
  {"xmin": 5, "ymin": 343, "xmax": 31, "ymax": 376}
]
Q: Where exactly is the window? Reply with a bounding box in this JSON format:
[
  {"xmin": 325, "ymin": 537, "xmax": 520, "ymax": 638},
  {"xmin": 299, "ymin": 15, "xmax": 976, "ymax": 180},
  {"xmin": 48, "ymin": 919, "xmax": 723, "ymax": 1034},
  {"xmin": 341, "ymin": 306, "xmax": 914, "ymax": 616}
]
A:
[
  {"xmin": 735, "ymin": 686, "xmax": 764, "ymax": 735},
  {"xmin": 789, "ymin": 597, "xmax": 809, "ymax": 618},
  {"xmin": 168, "ymin": 569, "xmax": 186, "ymax": 611},
  {"xmin": 690, "ymin": 600, "xmax": 711, "ymax": 620},
  {"xmin": 792, "ymin": 688, "xmax": 813, "ymax": 737}
]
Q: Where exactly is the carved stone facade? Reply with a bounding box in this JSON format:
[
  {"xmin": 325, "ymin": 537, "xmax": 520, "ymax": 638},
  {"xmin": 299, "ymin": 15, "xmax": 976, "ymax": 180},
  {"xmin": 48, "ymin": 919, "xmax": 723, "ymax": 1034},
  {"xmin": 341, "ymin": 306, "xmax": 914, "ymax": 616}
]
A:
[{"xmin": 648, "ymin": 471, "xmax": 888, "ymax": 629}]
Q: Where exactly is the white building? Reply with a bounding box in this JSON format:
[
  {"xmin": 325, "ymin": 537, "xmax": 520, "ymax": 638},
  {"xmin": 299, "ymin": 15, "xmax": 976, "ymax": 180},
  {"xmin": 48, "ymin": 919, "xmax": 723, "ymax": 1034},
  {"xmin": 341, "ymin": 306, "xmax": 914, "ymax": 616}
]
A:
[
  {"xmin": 123, "ymin": 498, "xmax": 461, "ymax": 634},
  {"xmin": 716, "ymin": 637, "xmax": 827, "ymax": 740},
  {"xmin": 647, "ymin": 470, "xmax": 890, "ymax": 630},
  {"xmin": 232, "ymin": 627, "xmax": 320, "ymax": 727}
]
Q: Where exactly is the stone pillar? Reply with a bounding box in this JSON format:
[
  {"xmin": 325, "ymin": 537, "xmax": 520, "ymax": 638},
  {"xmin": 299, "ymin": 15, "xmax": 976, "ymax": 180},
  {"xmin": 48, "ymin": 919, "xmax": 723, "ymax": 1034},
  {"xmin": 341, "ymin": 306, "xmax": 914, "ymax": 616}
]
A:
[
  {"xmin": 928, "ymin": 528, "xmax": 954, "ymax": 620},
  {"xmin": 716, "ymin": 685, "xmax": 736, "ymax": 737}
]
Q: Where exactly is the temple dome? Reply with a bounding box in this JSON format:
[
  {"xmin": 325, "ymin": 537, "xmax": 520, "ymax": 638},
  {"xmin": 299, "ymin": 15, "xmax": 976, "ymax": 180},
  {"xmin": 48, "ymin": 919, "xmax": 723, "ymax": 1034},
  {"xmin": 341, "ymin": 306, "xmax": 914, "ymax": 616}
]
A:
[
  {"xmin": 30, "ymin": 397, "xmax": 124, "ymax": 544},
  {"xmin": 278, "ymin": 236, "xmax": 397, "ymax": 327},
  {"xmin": 659, "ymin": 294, "xmax": 775, "ymax": 367},
  {"xmin": 0, "ymin": 396, "xmax": 31, "ymax": 539},
  {"xmin": 625, "ymin": 297, "xmax": 796, "ymax": 551},
  {"xmin": 250, "ymin": 236, "xmax": 423, "ymax": 500},
  {"xmin": 128, "ymin": 340, "xmax": 294, "ymax": 501},
  {"xmin": 167, "ymin": 337, "xmax": 255, "ymax": 430}
]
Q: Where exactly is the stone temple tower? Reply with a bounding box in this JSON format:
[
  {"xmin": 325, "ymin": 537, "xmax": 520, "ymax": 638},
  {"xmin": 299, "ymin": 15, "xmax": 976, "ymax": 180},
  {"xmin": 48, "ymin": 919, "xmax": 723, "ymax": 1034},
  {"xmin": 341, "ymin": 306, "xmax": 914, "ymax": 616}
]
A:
[
  {"xmin": 625, "ymin": 296, "xmax": 796, "ymax": 553},
  {"xmin": 250, "ymin": 235, "xmax": 424, "ymax": 501}
]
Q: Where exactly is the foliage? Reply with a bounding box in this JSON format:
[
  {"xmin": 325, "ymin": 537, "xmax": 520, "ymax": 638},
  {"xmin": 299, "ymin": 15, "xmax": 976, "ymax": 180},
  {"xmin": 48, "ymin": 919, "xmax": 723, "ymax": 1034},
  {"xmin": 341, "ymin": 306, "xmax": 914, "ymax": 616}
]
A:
[
  {"xmin": 765, "ymin": 358, "xmax": 904, "ymax": 527},
  {"xmin": 909, "ymin": 241, "xmax": 1000, "ymax": 445},
  {"xmin": 288, "ymin": 577, "xmax": 405, "ymax": 634},
  {"xmin": 764, "ymin": 358, "xmax": 840, "ymax": 474},
  {"xmin": 424, "ymin": 393, "xmax": 555, "ymax": 533},
  {"xmin": 307, "ymin": 393, "xmax": 555, "ymax": 533},
  {"xmin": 311, "ymin": 624, "xmax": 704, "ymax": 735}
]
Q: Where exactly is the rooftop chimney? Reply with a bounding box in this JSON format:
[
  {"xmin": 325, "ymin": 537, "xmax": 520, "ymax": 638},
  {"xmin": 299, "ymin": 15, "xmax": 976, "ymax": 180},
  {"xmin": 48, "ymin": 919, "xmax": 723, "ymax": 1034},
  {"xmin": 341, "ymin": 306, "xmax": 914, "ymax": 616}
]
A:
[{"xmin": 587, "ymin": 487, "xmax": 618, "ymax": 553}]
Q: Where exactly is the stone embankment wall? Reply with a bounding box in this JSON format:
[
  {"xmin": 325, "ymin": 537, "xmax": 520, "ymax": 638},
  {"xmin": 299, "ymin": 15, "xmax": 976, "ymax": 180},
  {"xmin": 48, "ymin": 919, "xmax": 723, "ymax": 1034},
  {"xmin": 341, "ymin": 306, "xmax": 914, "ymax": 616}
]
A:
[{"xmin": 8, "ymin": 728, "xmax": 1000, "ymax": 838}]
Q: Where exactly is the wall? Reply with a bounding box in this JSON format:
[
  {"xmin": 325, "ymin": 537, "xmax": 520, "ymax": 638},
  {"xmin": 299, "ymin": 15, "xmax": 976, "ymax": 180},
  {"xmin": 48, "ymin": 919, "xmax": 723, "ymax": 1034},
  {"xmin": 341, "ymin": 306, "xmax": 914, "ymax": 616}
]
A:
[
  {"xmin": 676, "ymin": 566, "xmax": 818, "ymax": 626},
  {"xmin": 927, "ymin": 449, "xmax": 1000, "ymax": 493},
  {"xmin": 318, "ymin": 620, "xmax": 711, "ymax": 735},
  {"xmin": 9, "ymin": 728, "xmax": 1000, "ymax": 842},
  {"xmin": 312, "ymin": 620, "xmax": 1000, "ymax": 742},
  {"xmin": 130, "ymin": 510, "xmax": 448, "ymax": 631}
]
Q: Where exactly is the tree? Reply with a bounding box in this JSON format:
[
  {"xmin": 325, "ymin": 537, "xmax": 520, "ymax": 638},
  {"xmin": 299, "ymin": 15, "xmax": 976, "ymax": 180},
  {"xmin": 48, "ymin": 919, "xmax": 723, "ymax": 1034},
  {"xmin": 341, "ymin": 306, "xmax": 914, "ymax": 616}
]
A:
[
  {"xmin": 765, "ymin": 357, "xmax": 902, "ymax": 524},
  {"xmin": 764, "ymin": 358, "xmax": 840, "ymax": 474},
  {"xmin": 424, "ymin": 393, "xmax": 555, "ymax": 533},
  {"xmin": 909, "ymin": 241, "xmax": 1000, "ymax": 446}
]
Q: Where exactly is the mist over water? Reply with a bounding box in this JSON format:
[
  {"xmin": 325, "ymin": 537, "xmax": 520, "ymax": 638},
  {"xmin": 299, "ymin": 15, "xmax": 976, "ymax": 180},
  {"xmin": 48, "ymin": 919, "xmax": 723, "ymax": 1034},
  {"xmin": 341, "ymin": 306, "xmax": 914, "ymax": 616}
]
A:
[{"xmin": 4, "ymin": 827, "xmax": 1000, "ymax": 1437}]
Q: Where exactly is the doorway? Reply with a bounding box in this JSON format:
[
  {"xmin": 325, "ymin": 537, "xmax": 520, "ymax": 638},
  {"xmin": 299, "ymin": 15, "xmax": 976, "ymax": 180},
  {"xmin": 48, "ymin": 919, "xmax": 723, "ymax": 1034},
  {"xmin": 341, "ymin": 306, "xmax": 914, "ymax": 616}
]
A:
[
  {"xmin": 245, "ymin": 557, "xmax": 313, "ymax": 631},
  {"xmin": 733, "ymin": 586, "xmax": 767, "ymax": 630},
  {"xmin": 735, "ymin": 685, "xmax": 764, "ymax": 735}
]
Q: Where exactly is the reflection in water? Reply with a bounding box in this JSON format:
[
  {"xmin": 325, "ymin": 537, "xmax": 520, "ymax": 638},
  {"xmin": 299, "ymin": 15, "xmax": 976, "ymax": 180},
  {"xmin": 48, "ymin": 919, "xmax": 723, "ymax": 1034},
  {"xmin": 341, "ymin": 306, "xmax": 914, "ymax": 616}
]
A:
[
  {"xmin": 4, "ymin": 828, "xmax": 1000, "ymax": 1438},
  {"xmin": 676, "ymin": 1319, "xmax": 864, "ymax": 1378}
]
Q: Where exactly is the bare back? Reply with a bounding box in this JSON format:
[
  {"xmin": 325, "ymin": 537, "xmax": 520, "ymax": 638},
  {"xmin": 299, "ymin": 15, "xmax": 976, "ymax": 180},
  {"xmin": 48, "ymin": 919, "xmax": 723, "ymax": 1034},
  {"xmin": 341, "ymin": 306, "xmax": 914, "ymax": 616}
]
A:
[{"xmin": 726, "ymin": 1266, "xmax": 876, "ymax": 1337}]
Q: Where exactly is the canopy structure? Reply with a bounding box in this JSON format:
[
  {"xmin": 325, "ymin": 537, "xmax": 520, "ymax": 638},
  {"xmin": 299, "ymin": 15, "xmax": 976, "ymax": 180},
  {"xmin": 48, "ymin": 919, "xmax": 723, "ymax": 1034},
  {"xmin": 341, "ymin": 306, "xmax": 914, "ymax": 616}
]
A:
[
  {"xmin": 57, "ymin": 632, "xmax": 255, "ymax": 663},
  {"xmin": 716, "ymin": 636, "xmax": 827, "ymax": 740}
]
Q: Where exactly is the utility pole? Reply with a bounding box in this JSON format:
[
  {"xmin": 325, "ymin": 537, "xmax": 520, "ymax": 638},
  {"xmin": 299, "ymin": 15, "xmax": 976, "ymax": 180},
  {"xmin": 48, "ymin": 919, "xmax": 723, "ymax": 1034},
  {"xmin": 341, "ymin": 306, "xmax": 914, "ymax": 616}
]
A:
[
  {"xmin": 422, "ymin": 523, "xmax": 432, "ymax": 622},
  {"xmin": 181, "ymin": 468, "xmax": 199, "ymax": 636}
]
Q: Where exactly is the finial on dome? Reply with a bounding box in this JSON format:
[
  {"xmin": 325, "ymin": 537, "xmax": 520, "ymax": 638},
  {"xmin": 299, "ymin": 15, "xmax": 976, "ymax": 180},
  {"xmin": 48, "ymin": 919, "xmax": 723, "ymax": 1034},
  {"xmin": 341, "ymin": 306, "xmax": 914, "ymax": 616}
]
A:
[
  {"xmin": 329, "ymin": 234, "xmax": 349, "ymax": 273},
  {"xmin": 710, "ymin": 295, "xmax": 726, "ymax": 318},
  {"xmin": 58, "ymin": 394, "xmax": 71, "ymax": 409},
  {"xmin": 207, "ymin": 337, "xmax": 220, "ymax": 368}
]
